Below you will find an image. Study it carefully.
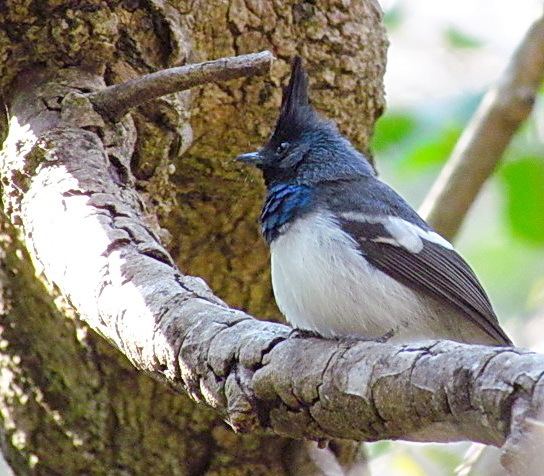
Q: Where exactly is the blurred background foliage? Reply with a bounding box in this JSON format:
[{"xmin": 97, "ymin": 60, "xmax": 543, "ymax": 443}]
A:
[{"xmin": 368, "ymin": 0, "xmax": 544, "ymax": 474}]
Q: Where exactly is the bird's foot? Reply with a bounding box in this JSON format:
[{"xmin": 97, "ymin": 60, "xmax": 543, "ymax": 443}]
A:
[
  {"xmin": 288, "ymin": 327, "xmax": 395, "ymax": 343},
  {"xmin": 340, "ymin": 328, "xmax": 396, "ymax": 345},
  {"xmin": 375, "ymin": 328, "xmax": 395, "ymax": 343},
  {"xmin": 288, "ymin": 328, "xmax": 322, "ymax": 339}
]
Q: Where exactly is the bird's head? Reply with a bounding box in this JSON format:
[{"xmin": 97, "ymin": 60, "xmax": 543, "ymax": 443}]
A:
[{"xmin": 236, "ymin": 56, "xmax": 374, "ymax": 187}]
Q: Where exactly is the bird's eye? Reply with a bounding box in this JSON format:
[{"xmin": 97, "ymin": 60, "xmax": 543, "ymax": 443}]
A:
[{"xmin": 276, "ymin": 142, "xmax": 289, "ymax": 155}]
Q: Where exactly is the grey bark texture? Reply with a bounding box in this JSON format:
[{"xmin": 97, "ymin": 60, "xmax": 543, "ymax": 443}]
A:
[{"xmin": 0, "ymin": 0, "xmax": 387, "ymax": 474}]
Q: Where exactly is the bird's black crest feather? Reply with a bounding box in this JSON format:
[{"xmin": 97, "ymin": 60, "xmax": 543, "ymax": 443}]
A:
[
  {"xmin": 280, "ymin": 57, "xmax": 309, "ymax": 117},
  {"xmin": 271, "ymin": 57, "xmax": 319, "ymax": 144}
]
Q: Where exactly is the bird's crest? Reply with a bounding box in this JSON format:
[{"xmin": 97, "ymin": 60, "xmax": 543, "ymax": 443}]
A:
[{"xmin": 270, "ymin": 57, "xmax": 319, "ymax": 144}]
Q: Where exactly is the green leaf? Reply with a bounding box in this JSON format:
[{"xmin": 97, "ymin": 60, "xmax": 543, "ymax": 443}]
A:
[
  {"xmin": 372, "ymin": 112, "xmax": 417, "ymax": 152},
  {"xmin": 400, "ymin": 125, "xmax": 461, "ymax": 172},
  {"xmin": 500, "ymin": 157, "xmax": 544, "ymax": 245},
  {"xmin": 444, "ymin": 26, "xmax": 483, "ymax": 49}
]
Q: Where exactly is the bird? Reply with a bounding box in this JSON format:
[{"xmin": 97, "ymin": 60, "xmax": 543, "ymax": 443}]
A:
[{"xmin": 236, "ymin": 57, "xmax": 511, "ymax": 346}]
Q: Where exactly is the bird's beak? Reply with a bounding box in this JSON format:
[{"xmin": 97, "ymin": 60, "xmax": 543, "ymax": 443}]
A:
[{"xmin": 236, "ymin": 151, "xmax": 263, "ymax": 167}]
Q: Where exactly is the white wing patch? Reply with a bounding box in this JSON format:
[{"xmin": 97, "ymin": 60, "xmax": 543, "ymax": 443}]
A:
[
  {"xmin": 384, "ymin": 217, "xmax": 425, "ymax": 253},
  {"xmin": 338, "ymin": 211, "xmax": 453, "ymax": 253}
]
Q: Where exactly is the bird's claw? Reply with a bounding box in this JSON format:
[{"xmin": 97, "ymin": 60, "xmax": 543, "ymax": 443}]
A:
[
  {"xmin": 339, "ymin": 328, "xmax": 396, "ymax": 345},
  {"xmin": 289, "ymin": 328, "xmax": 322, "ymax": 339},
  {"xmin": 289, "ymin": 327, "xmax": 395, "ymax": 343},
  {"xmin": 375, "ymin": 328, "xmax": 395, "ymax": 343}
]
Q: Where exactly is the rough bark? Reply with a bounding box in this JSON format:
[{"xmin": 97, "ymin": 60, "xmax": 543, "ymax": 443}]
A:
[
  {"xmin": 0, "ymin": 0, "xmax": 387, "ymax": 474},
  {"xmin": 0, "ymin": 213, "xmax": 245, "ymax": 476}
]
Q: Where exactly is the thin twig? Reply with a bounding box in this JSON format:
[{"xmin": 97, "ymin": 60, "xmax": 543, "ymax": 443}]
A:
[
  {"xmin": 89, "ymin": 50, "xmax": 275, "ymax": 121},
  {"xmin": 419, "ymin": 11, "xmax": 544, "ymax": 240}
]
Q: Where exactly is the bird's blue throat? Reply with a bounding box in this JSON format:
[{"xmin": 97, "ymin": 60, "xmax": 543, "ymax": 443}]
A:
[{"xmin": 260, "ymin": 183, "xmax": 314, "ymax": 243}]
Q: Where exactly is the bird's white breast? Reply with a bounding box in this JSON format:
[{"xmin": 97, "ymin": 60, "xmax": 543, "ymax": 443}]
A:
[{"xmin": 270, "ymin": 211, "xmax": 445, "ymax": 340}]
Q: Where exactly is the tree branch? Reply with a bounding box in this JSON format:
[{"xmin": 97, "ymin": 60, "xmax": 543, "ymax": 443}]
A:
[
  {"xmin": 2, "ymin": 63, "xmax": 544, "ymax": 474},
  {"xmin": 88, "ymin": 50, "xmax": 275, "ymax": 121},
  {"xmin": 419, "ymin": 11, "xmax": 544, "ymax": 239}
]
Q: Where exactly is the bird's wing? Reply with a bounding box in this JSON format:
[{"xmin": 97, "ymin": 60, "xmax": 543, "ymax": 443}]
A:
[{"xmin": 337, "ymin": 212, "xmax": 511, "ymax": 345}]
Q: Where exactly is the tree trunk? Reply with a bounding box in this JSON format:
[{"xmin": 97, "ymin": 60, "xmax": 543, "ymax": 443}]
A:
[{"xmin": 0, "ymin": 1, "xmax": 387, "ymax": 474}]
